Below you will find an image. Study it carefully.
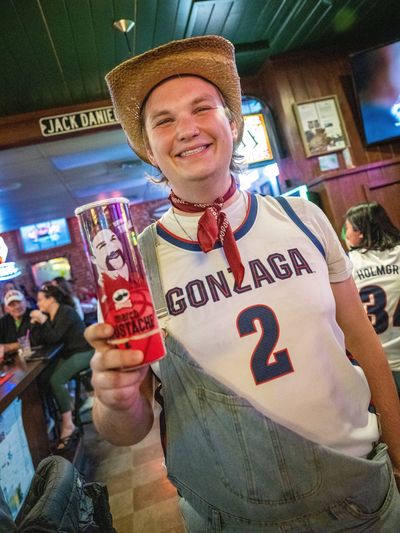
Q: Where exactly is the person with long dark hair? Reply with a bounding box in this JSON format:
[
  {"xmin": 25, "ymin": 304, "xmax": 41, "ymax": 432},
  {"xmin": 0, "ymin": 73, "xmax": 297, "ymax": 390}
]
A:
[
  {"xmin": 345, "ymin": 202, "xmax": 400, "ymax": 392},
  {"xmin": 51, "ymin": 276, "xmax": 84, "ymax": 320},
  {"xmin": 30, "ymin": 285, "xmax": 94, "ymax": 450}
]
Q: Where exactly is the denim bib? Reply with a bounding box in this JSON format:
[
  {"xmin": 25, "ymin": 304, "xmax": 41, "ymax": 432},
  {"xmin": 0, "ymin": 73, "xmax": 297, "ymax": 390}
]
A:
[{"xmin": 139, "ymin": 218, "xmax": 400, "ymax": 532}]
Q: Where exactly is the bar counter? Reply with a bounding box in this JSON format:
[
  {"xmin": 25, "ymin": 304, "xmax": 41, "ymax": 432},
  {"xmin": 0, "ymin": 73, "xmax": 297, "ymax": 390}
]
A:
[{"xmin": 0, "ymin": 345, "xmax": 62, "ymax": 467}]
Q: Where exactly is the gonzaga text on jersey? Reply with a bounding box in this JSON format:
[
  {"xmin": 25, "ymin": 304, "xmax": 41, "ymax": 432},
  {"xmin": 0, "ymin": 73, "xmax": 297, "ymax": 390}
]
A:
[{"xmin": 166, "ymin": 247, "xmax": 314, "ymax": 316}]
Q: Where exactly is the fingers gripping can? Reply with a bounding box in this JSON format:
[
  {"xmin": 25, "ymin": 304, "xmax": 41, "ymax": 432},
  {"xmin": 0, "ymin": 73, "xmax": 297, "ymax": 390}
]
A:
[{"xmin": 75, "ymin": 197, "xmax": 165, "ymax": 365}]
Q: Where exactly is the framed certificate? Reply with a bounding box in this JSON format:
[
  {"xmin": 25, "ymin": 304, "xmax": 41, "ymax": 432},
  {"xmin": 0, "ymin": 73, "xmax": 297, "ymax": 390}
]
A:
[{"xmin": 293, "ymin": 95, "xmax": 349, "ymax": 157}]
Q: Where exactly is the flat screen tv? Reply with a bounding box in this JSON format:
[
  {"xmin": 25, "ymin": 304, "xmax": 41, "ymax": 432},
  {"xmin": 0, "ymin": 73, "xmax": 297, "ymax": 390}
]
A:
[
  {"xmin": 20, "ymin": 218, "xmax": 71, "ymax": 254},
  {"xmin": 350, "ymin": 40, "xmax": 400, "ymax": 145}
]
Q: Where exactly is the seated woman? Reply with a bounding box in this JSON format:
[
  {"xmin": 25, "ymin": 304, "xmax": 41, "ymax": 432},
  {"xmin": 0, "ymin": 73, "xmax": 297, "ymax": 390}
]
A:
[
  {"xmin": 30, "ymin": 285, "xmax": 94, "ymax": 450},
  {"xmin": 344, "ymin": 202, "xmax": 400, "ymax": 393}
]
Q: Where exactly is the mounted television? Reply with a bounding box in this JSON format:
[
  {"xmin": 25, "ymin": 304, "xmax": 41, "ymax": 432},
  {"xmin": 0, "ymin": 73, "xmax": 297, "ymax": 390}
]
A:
[
  {"xmin": 350, "ymin": 40, "xmax": 400, "ymax": 145},
  {"xmin": 20, "ymin": 218, "xmax": 71, "ymax": 254}
]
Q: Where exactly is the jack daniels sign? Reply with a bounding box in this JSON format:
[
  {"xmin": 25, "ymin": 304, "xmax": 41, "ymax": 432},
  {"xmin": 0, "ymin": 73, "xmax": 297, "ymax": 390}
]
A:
[{"xmin": 39, "ymin": 106, "xmax": 118, "ymax": 137}]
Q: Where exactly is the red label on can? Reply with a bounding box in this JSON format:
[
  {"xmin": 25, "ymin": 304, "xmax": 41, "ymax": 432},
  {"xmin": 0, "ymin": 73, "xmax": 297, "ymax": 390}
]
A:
[
  {"xmin": 101, "ymin": 273, "xmax": 156, "ymax": 341},
  {"xmin": 100, "ymin": 273, "xmax": 165, "ymax": 363}
]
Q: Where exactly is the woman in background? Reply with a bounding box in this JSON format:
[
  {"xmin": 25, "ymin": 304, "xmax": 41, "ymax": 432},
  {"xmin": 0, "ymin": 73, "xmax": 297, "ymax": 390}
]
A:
[
  {"xmin": 345, "ymin": 202, "xmax": 400, "ymax": 393},
  {"xmin": 51, "ymin": 276, "xmax": 84, "ymax": 320},
  {"xmin": 30, "ymin": 285, "xmax": 94, "ymax": 450}
]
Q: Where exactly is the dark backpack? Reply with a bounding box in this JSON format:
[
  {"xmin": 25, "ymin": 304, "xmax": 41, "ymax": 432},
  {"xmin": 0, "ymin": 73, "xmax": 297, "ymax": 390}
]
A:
[{"xmin": 1, "ymin": 455, "xmax": 117, "ymax": 533}]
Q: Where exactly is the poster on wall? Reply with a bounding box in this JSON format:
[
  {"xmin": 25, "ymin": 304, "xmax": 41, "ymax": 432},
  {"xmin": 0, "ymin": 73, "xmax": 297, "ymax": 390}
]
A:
[
  {"xmin": 293, "ymin": 95, "xmax": 349, "ymax": 157},
  {"xmin": 0, "ymin": 399, "xmax": 34, "ymax": 518}
]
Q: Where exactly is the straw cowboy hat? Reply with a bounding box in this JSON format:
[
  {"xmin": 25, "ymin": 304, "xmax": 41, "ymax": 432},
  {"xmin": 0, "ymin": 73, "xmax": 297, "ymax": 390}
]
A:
[{"xmin": 105, "ymin": 35, "xmax": 243, "ymax": 164}]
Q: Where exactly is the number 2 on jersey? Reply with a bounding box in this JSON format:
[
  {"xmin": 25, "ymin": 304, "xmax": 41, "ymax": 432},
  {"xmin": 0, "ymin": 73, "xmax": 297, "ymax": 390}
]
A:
[{"xmin": 237, "ymin": 304, "xmax": 294, "ymax": 385}]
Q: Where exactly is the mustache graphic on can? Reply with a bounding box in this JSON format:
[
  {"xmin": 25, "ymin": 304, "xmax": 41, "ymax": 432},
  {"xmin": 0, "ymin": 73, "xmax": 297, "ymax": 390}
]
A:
[{"xmin": 105, "ymin": 249, "xmax": 125, "ymax": 271}]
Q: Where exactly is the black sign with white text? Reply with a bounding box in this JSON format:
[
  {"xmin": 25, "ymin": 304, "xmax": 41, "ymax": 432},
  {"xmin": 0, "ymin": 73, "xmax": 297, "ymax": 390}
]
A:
[{"xmin": 39, "ymin": 106, "xmax": 118, "ymax": 137}]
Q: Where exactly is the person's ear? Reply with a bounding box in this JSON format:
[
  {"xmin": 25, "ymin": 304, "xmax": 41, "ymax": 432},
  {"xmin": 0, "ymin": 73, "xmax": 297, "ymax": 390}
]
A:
[
  {"xmin": 141, "ymin": 127, "xmax": 159, "ymax": 168},
  {"xmin": 230, "ymin": 121, "xmax": 238, "ymax": 142},
  {"xmin": 146, "ymin": 146, "xmax": 158, "ymax": 168}
]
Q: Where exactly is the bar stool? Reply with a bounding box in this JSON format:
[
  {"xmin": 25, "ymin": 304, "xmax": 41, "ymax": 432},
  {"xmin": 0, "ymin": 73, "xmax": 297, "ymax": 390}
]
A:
[
  {"xmin": 43, "ymin": 393, "xmax": 60, "ymax": 440},
  {"xmin": 71, "ymin": 367, "xmax": 93, "ymax": 433}
]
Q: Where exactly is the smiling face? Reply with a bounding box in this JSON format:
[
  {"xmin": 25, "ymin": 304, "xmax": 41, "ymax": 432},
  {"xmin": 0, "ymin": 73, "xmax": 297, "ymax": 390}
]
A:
[
  {"xmin": 91, "ymin": 229, "xmax": 126, "ymax": 273},
  {"xmin": 143, "ymin": 76, "xmax": 238, "ymax": 199},
  {"xmin": 6, "ymin": 299, "xmax": 26, "ymax": 320}
]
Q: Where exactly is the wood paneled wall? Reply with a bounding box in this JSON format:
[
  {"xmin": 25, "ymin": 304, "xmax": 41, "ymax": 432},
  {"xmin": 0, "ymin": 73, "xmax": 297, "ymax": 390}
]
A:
[
  {"xmin": 242, "ymin": 48, "xmax": 400, "ymax": 233},
  {"xmin": 308, "ymin": 158, "xmax": 400, "ymax": 234}
]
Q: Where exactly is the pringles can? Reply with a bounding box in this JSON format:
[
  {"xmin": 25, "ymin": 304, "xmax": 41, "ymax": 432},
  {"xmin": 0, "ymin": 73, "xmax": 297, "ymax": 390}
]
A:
[{"xmin": 75, "ymin": 197, "xmax": 165, "ymax": 366}]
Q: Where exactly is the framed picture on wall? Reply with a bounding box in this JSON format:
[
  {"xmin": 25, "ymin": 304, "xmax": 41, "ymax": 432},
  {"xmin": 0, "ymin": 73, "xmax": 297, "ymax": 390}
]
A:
[{"xmin": 293, "ymin": 95, "xmax": 349, "ymax": 158}]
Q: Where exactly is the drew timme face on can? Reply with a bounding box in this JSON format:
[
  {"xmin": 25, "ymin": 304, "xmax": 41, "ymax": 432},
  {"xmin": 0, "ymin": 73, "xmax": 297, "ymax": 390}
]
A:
[{"xmin": 91, "ymin": 228, "xmax": 129, "ymax": 282}]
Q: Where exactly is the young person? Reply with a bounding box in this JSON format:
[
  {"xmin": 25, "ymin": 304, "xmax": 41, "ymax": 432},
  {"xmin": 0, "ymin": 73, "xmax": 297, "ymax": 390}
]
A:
[
  {"xmin": 345, "ymin": 202, "xmax": 400, "ymax": 395},
  {"xmin": 86, "ymin": 36, "xmax": 400, "ymax": 530}
]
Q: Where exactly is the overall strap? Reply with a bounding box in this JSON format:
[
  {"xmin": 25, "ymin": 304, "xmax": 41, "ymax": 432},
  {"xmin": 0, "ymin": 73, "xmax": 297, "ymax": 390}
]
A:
[
  {"xmin": 138, "ymin": 224, "xmax": 169, "ymax": 320},
  {"xmin": 275, "ymin": 196, "xmax": 326, "ymax": 259}
]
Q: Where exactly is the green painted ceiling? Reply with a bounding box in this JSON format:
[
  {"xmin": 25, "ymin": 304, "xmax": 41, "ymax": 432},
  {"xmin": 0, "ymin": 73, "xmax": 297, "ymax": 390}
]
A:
[{"xmin": 1, "ymin": 0, "xmax": 400, "ymax": 118}]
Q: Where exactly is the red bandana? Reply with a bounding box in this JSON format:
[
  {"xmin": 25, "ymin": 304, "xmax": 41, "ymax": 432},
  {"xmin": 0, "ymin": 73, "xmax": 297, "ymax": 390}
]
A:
[{"xmin": 169, "ymin": 179, "xmax": 245, "ymax": 287}]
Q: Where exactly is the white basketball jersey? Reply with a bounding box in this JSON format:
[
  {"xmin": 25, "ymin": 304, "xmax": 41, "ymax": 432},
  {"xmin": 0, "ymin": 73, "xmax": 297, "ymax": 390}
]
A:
[
  {"xmin": 349, "ymin": 245, "xmax": 400, "ymax": 370},
  {"xmin": 155, "ymin": 193, "xmax": 378, "ymax": 457}
]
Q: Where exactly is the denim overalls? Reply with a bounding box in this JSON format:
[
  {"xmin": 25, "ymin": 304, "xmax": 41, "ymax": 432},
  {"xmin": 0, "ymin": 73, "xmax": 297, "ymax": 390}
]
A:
[{"xmin": 139, "ymin": 206, "xmax": 400, "ymax": 532}]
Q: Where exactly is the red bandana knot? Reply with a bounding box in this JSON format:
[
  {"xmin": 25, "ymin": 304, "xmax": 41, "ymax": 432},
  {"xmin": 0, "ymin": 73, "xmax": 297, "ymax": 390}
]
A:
[{"xmin": 169, "ymin": 178, "xmax": 245, "ymax": 286}]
